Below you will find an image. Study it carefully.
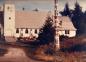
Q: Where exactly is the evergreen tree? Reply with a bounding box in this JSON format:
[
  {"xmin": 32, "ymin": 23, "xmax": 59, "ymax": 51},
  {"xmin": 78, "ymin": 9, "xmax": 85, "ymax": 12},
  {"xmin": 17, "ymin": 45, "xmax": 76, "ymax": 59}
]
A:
[
  {"xmin": 60, "ymin": 3, "xmax": 71, "ymax": 17},
  {"xmin": 73, "ymin": 2, "xmax": 82, "ymax": 17},
  {"xmin": 72, "ymin": 2, "xmax": 84, "ymax": 35},
  {"xmin": 37, "ymin": 16, "xmax": 55, "ymax": 45},
  {"xmin": 60, "ymin": 2, "xmax": 85, "ymax": 35}
]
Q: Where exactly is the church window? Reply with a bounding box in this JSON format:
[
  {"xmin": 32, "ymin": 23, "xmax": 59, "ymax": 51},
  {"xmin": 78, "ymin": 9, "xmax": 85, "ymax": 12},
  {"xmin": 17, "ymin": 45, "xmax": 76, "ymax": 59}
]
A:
[
  {"xmin": 7, "ymin": 6, "xmax": 10, "ymax": 10},
  {"xmin": 9, "ymin": 17, "xmax": 11, "ymax": 20},
  {"xmin": 25, "ymin": 29, "xmax": 28, "ymax": 33},
  {"xmin": 65, "ymin": 30, "xmax": 70, "ymax": 34},
  {"xmin": 35, "ymin": 29, "xmax": 37, "ymax": 34},
  {"xmin": 16, "ymin": 28, "xmax": 19, "ymax": 33},
  {"xmin": 59, "ymin": 21, "xmax": 62, "ymax": 25}
]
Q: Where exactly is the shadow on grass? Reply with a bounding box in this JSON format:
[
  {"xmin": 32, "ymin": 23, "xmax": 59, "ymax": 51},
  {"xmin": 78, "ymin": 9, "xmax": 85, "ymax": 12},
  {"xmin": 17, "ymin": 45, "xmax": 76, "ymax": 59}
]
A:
[
  {"xmin": 23, "ymin": 46, "xmax": 44, "ymax": 61},
  {"xmin": 0, "ymin": 48, "xmax": 8, "ymax": 56},
  {"xmin": 60, "ymin": 44, "xmax": 86, "ymax": 52},
  {"xmin": 0, "ymin": 38, "xmax": 8, "ymax": 56},
  {"xmin": 17, "ymin": 37, "xmax": 86, "ymax": 62},
  {"xmin": 23, "ymin": 44, "xmax": 55, "ymax": 62}
]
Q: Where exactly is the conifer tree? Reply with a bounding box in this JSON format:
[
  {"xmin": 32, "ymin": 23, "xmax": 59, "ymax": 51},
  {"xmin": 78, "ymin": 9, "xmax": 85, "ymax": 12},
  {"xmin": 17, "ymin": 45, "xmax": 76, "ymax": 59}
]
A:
[
  {"xmin": 72, "ymin": 2, "xmax": 83, "ymax": 35},
  {"xmin": 37, "ymin": 16, "xmax": 55, "ymax": 45},
  {"xmin": 60, "ymin": 2, "xmax": 85, "ymax": 35},
  {"xmin": 60, "ymin": 3, "xmax": 71, "ymax": 17}
]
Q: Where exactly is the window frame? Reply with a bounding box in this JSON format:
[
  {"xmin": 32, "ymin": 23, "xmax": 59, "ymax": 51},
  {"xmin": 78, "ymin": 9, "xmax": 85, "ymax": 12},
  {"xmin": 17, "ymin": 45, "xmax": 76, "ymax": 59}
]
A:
[
  {"xmin": 65, "ymin": 30, "xmax": 70, "ymax": 34},
  {"xmin": 7, "ymin": 6, "xmax": 10, "ymax": 10},
  {"xmin": 25, "ymin": 28, "xmax": 28, "ymax": 33},
  {"xmin": 35, "ymin": 29, "xmax": 37, "ymax": 34},
  {"xmin": 16, "ymin": 28, "xmax": 19, "ymax": 33},
  {"xmin": 9, "ymin": 17, "xmax": 11, "ymax": 20}
]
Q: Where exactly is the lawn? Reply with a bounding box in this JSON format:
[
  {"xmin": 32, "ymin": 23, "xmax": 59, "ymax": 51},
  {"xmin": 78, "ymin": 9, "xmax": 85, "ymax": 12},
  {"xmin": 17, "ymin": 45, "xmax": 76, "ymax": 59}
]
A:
[
  {"xmin": 23, "ymin": 36, "xmax": 86, "ymax": 62},
  {"xmin": 0, "ymin": 36, "xmax": 86, "ymax": 62}
]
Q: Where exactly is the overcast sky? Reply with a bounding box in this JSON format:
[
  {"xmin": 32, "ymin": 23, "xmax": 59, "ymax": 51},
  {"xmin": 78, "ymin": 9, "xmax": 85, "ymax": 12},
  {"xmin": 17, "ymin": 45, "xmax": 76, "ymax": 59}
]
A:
[{"xmin": 0, "ymin": 0, "xmax": 86, "ymax": 11}]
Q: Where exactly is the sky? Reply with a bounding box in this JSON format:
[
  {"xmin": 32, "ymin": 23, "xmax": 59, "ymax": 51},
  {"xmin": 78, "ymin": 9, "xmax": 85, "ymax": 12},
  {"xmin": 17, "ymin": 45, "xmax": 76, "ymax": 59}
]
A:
[{"xmin": 0, "ymin": 0, "xmax": 86, "ymax": 12}]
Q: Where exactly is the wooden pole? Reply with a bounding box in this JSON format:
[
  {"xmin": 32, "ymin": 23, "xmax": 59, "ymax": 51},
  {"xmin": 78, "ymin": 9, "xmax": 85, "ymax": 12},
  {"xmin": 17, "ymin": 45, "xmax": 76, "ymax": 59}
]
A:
[{"xmin": 54, "ymin": 0, "xmax": 60, "ymax": 50}]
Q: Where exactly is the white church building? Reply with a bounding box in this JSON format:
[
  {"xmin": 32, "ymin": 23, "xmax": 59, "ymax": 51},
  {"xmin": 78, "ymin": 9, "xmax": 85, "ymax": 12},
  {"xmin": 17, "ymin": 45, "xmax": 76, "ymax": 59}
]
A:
[{"xmin": 0, "ymin": 3, "xmax": 76, "ymax": 42}]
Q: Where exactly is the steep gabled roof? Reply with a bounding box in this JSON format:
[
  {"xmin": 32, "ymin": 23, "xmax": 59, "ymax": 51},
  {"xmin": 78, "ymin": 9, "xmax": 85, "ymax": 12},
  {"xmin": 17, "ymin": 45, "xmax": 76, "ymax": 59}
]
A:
[
  {"xmin": 15, "ymin": 11, "xmax": 76, "ymax": 30},
  {"xmin": 15, "ymin": 11, "xmax": 47, "ymax": 28},
  {"xmin": 57, "ymin": 16, "xmax": 76, "ymax": 30}
]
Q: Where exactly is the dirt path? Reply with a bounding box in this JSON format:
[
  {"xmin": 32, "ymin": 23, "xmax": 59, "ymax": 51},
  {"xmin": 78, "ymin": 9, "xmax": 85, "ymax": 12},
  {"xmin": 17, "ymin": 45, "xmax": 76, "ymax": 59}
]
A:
[{"xmin": 0, "ymin": 46, "xmax": 43, "ymax": 62}]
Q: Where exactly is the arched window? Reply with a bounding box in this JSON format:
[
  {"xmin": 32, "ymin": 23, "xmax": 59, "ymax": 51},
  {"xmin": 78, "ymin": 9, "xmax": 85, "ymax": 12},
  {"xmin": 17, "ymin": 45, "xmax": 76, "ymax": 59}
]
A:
[
  {"xmin": 25, "ymin": 28, "xmax": 28, "ymax": 33},
  {"xmin": 16, "ymin": 28, "xmax": 19, "ymax": 33}
]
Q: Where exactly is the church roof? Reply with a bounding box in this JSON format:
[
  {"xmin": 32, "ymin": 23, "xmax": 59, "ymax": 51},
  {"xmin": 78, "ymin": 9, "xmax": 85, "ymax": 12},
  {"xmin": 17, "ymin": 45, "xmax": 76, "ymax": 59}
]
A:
[
  {"xmin": 15, "ymin": 11, "xmax": 47, "ymax": 29},
  {"xmin": 57, "ymin": 16, "xmax": 76, "ymax": 30},
  {"xmin": 15, "ymin": 11, "xmax": 76, "ymax": 30}
]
